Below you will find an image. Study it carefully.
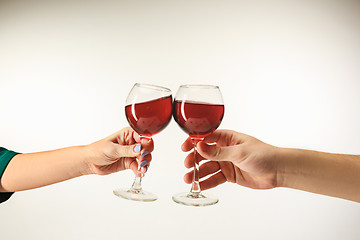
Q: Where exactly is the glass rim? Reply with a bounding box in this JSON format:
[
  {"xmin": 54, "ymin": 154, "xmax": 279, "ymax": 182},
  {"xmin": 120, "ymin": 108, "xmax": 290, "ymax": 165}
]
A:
[
  {"xmin": 134, "ymin": 83, "xmax": 172, "ymax": 92},
  {"xmin": 179, "ymin": 84, "xmax": 220, "ymax": 89}
]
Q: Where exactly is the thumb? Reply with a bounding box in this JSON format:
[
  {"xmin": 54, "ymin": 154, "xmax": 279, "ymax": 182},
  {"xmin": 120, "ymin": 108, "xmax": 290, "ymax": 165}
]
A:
[
  {"xmin": 113, "ymin": 143, "xmax": 141, "ymax": 158},
  {"xmin": 197, "ymin": 141, "xmax": 238, "ymax": 162}
]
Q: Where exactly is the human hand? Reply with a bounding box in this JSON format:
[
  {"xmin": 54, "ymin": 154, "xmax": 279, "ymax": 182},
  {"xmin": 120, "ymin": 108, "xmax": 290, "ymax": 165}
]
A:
[
  {"xmin": 183, "ymin": 130, "xmax": 279, "ymax": 190},
  {"xmin": 86, "ymin": 127, "xmax": 154, "ymax": 176}
]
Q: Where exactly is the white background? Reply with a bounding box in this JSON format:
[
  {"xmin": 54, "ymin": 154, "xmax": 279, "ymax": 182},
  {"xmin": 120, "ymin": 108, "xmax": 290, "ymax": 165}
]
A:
[{"xmin": 1, "ymin": 0, "xmax": 360, "ymax": 239}]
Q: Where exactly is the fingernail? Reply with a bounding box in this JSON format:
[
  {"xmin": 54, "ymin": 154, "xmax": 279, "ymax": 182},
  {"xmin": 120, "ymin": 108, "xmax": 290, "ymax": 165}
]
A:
[
  {"xmin": 141, "ymin": 150, "xmax": 149, "ymax": 157},
  {"xmin": 134, "ymin": 144, "xmax": 142, "ymax": 153},
  {"xmin": 139, "ymin": 160, "xmax": 148, "ymax": 168},
  {"xmin": 145, "ymin": 165, "xmax": 148, "ymax": 172}
]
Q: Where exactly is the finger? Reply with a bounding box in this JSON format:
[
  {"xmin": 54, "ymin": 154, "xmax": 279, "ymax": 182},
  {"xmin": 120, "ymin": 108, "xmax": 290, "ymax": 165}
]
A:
[
  {"xmin": 140, "ymin": 137, "xmax": 154, "ymax": 153},
  {"xmin": 199, "ymin": 172, "xmax": 227, "ymax": 190},
  {"xmin": 218, "ymin": 161, "xmax": 236, "ymax": 183},
  {"xmin": 184, "ymin": 151, "xmax": 206, "ymax": 168},
  {"xmin": 113, "ymin": 143, "xmax": 142, "ymax": 158},
  {"xmin": 137, "ymin": 152, "xmax": 153, "ymax": 175},
  {"xmin": 199, "ymin": 161, "xmax": 221, "ymax": 178},
  {"xmin": 184, "ymin": 161, "xmax": 221, "ymax": 183},
  {"xmin": 197, "ymin": 141, "xmax": 243, "ymax": 162},
  {"xmin": 108, "ymin": 127, "xmax": 135, "ymax": 144},
  {"xmin": 202, "ymin": 129, "xmax": 249, "ymax": 146},
  {"xmin": 202, "ymin": 129, "xmax": 232, "ymax": 144},
  {"xmin": 137, "ymin": 147, "xmax": 153, "ymax": 165},
  {"xmin": 184, "ymin": 170, "xmax": 193, "ymax": 184},
  {"xmin": 139, "ymin": 162, "xmax": 150, "ymax": 174},
  {"xmin": 124, "ymin": 157, "xmax": 151, "ymax": 177},
  {"xmin": 123, "ymin": 158, "xmax": 139, "ymax": 173},
  {"xmin": 138, "ymin": 152, "xmax": 152, "ymax": 163},
  {"xmin": 137, "ymin": 154, "xmax": 152, "ymax": 171},
  {"xmin": 132, "ymin": 130, "xmax": 141, "ymax": 142},
  {"xmin": 181, "ymin": 137, "xmax": 194, "ymax": 152}
]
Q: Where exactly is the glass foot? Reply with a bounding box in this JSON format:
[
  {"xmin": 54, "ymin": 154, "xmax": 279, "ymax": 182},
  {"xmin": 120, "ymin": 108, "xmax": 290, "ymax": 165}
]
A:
[
  {"xmin": 172, "ymin": 192, "xmax": 218, "ymax": 207},
  {"xmin": 113, "ymin": 188, "xmax": 158, "ymax": 202}
]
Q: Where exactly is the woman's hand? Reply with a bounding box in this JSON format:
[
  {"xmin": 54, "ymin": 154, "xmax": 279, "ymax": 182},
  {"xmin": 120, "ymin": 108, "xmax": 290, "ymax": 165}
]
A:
[{"xmin": 86, "ymin": 127, "xmax": 154, "ymax": 176}]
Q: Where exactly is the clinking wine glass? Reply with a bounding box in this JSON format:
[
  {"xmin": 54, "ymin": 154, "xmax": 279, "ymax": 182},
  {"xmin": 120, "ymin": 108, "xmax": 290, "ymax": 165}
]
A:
[
  {"xmin": 172, "ymin": 85, "xmax": 224, "ymax": 206},
  {"xmin": 113, "ymin": 83, "xmax": 172, "ymax": 202}
]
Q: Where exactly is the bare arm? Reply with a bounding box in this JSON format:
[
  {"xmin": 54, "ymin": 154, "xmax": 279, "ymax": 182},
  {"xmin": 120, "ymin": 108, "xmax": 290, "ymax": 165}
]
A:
[
  {"xmin": 277, "ymin": 148, "xmax": 360, "ymax": 202},
  {"xmin": 0, "ymin": 146, "xmax": 91, "ymax": 192}
]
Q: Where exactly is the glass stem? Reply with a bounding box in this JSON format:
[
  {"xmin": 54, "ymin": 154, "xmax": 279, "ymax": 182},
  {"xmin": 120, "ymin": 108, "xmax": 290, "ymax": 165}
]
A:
[
  {"xmin": 131, "ymin": 176, "xmax": 142, "ymax": 191},
  {"xmin": 190, "ymin": 138, "xmax": 201, "ymax": 196},
  {"xmin": 130, "ymin": 164, "xmax": 144, "ymax": 192},
  {"xmin": 129, "ymin": 135, "xmax": 150, "ymax": 192}
]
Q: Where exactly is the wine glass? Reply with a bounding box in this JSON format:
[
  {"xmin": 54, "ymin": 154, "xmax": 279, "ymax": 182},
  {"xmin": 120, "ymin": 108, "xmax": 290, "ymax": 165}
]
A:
[
  {"xmin": 113, "ymin": 83, "xmax": 172, "ymax": 202},
  {"xmin": 172, "ymin": 85, "xmax": 224, "ymax": 206}
]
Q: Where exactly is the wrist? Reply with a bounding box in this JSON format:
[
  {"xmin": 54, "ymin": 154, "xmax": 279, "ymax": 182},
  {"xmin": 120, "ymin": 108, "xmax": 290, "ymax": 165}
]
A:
[
  {"xmin": 275, "ymin": 147, "xmax": 298, "ymax": 188},
  {"xmin": 275, "ymin": 147, "xmax": 316, "ymax": 189},
  {"xmin": 78, "ymin": 144, "xmax": 97, "ymax": 175}
]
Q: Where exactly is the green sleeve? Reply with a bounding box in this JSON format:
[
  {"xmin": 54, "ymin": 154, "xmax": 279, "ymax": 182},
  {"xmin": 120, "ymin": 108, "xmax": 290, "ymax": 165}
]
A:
[{"xmin": 0, "ymin": 147, "xmax": 20, "ymax": 204}]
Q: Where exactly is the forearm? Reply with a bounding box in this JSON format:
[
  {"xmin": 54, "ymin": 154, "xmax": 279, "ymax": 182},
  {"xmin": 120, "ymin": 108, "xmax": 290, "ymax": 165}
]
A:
[
  {"xmin": 0, "ymin": 146, "xmax": 92, "ymax": 192},
  {"xmin": 277, "ymin": 148, "xmax": 360, "ymax": 202}
]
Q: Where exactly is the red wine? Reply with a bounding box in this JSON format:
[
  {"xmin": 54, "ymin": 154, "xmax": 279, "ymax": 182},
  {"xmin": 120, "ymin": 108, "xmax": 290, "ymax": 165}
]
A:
[
  {"xmin": 125, "ymin": 96, "xmax": 172, "ymax": 137},
  {"xmin": 173, "ymin": 100, "xmax": 224, "ymax": 139}
]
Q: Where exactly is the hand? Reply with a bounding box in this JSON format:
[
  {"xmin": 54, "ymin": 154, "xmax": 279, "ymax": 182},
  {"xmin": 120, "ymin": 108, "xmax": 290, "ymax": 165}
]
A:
[
  {"xmin": 86, "ymin": 127, "xmax": 154, "ymax": 176},
  {"xmin": 183, "ymin": 129, "xmax": 279, "ymax": 190}
]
